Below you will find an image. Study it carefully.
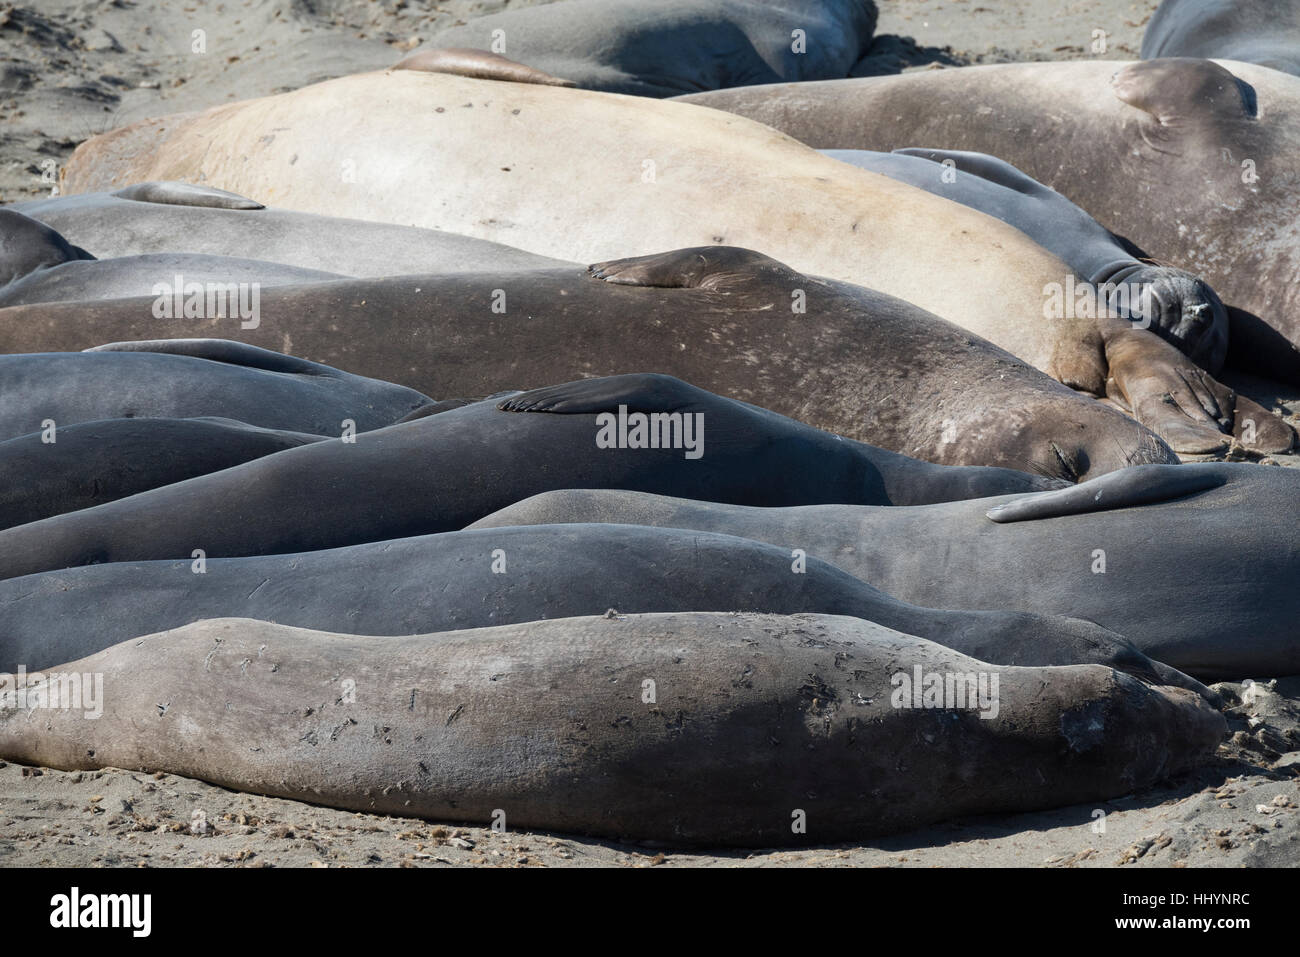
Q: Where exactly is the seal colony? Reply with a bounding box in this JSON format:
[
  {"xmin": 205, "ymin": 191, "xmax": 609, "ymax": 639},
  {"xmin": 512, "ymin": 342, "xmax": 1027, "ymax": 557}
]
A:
[{"xmin": 0, "ymin": 0, "xmax": 1296, "ymax": 856}]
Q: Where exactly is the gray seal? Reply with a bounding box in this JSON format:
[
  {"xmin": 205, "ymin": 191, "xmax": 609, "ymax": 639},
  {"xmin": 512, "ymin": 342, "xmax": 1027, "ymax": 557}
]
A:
[
  {"xmin": 0, "ymin": 613, "xmax": 1226, "ymax": 846},
  {"xmin": 6, "ymin": 182, "xmax": 569, "ymax": 276},
  {"xmin": 406, "ymin": 0, "xmax": 878, "ymax": 96},
  {"xmin": 0, "ymin": 522, "xmax": 1203, "ymax": 700},
  {"xmin": 472, "ymin": 463, "xmax": 1300, "ymax": 681},
  {"xmin": 0, "ymin": 339, "xmax": 430, "ymax": 441},
  {"xmin": 0, "ymin": 373, "xmax": 1064, "ymax": 583},
  {"xmin": 1142, "ymin": 0, "xmax": 1300, "ymax": 76}
]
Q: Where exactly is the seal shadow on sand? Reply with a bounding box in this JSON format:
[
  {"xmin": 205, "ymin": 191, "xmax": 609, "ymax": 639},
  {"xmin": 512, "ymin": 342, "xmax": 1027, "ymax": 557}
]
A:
[{"xmin": 850, "ymin": 34, "xmax": 966, "ymax": 76}]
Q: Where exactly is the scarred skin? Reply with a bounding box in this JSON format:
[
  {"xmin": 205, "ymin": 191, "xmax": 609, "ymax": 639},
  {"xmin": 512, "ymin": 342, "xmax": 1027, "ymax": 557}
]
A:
[
  {"xmin": 470, "ymin": 462, "xmax": 1300, "ymax": 681},
  {"xmin": 679, "ymin": 58, "xmax": 1300, "ymax": 385},
  {"xmin": 0, "ymin": 613, "xmax": 1226, "ymax": 846},
  {"xmin": 0, "ymin": 246, "xmax": 1186, "ymax": 479}
]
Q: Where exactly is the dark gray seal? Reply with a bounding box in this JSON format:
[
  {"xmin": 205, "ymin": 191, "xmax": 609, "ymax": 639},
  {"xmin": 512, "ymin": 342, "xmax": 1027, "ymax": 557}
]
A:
[
  {"xmin": 0, "ymin": 613, "xmax": 1226, "ymax": 846},
  {"xmin": 6, "ymin": 182, "xmax": 569, "ymax": 276},
  {"xmin": 1142, "ymin": 0, "xmax": 1300, "ymax": 76},
  {"xmin": 472, "ymin": 463, "xmax": 1300, "ymax": 681},
  {"xmin": 0, "ymin": 373, "xmax": 1065, "ymax": 583},
  {"xmin": 0, "ymin": 339, "xmax": 430, "ymax": 441},
  {"xmin": 821, "ymin": 148, "xmax": 1230, "ymax": 371},
  {"xmin": 0, "ymin": 417, "xmax": 321, "ymax": 530},
  {"xmin": 405, "ymin": 0, "xmax": 878, "ymax": 96},
  {"xmin": 0, "ymin": 246, "xmax": 1187, "ymax": 478},
  {"xmin": 0, "ymin": 209, "xmax": 343, "ymax": 306},
  {"xmin": 0, "ymin": 522, "xmax": 1203, "ymax": 700}
]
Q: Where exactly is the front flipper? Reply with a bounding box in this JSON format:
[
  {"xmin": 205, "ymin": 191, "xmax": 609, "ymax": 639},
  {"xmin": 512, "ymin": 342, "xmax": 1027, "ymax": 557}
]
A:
[
  {"xmin": 1233, "ymin": 394, "xmax": 1296, "ymax": 454},
  {"xmin": 85, "ymin": 339, "xmax": 337, "ymax": 376},
  {"xmin": 986, "ymin": 463, "xmax": 1227, "ymax": 523},
  {"xmin": 111, "ymin": 182, "xmax": 265, "ymax": 210},
  {"xmin": 1099, "ymin": 324, "xmax": 1293, "ymax": 455},
  {"xmin": 588, "ymin": 246, "xmax": 802, "ymax": 293},
  {"xmin": 497, "ymin": 374, "xmax": 708, "ymax": 415},
  {"xmin": 1112, "ymin": 58, "xmax": 1257, "ymax": 125},
  {"xmin": 393, "ymin": 48, "xmax": 575, "ymax": 87}
]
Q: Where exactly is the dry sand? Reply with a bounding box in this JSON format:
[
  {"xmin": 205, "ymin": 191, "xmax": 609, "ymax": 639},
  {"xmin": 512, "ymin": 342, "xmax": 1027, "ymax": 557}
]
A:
[{"xmin": 1, "ymin": 0, "xmax": 1297, "ymax": 867}]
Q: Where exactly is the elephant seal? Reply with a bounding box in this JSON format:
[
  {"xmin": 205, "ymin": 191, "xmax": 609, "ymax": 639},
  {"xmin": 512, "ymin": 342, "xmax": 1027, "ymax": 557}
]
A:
[
  {"xmin": 679, "ymin": 59, "xmax": 1300, "ymax": 385},
  {"xmin": 0, "ymin": 522, "xmax": 1205, "ymax": 700},
  {"xmin": 0, "ymin": 417, "xmax": 321, "ymax": 530},
  {"xmin": 0, "ymin": 208, "xmax": 93, "ymax": 285},
  {"xmin": 54, "ymin": 71, "xmax": 1270, "ymax": 455},
  {"xmin": 0, "ymin": 246, "xmax": 1183, "ymax": 478},
  {"xmin": 822, "ymin": 148, "xmax": 1230, "ymax": 372},
  {"xmin": 0, "ymin": 340, "xmax": 430, "ymax": 441},
  {"xmin": 405, "ymin": 0, "xmax": 877, "ymax": 96},
  {"xmin": 6, "ymin": 183, "xmax": 570, "ymax": 276},
  {"xmin": 1143, "ymin": 0, "xmax": 1300, "ymax": 77},
  {"xmin": 0, "ymin": 211, "xmax": 343, "ymax": 307},
  {"xmin": 473, "ymin": 463, "xmax": 1300, "ymax": 680},
  {"xmin": 0, "ymin": 614, "xmax": 1225, "ymax": 846},
  {"xmin": 0, "ymin": 373, "xmax": 1066, "ymax": 583}
]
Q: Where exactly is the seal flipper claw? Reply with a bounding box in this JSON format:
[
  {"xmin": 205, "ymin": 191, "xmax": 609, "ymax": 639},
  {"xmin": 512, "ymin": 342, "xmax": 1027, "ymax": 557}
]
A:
[
  {"xmin": 496, "ymin": 373, "xmax": 705, "ymax": 415},
  {"xmin": 393, "ymin": 48, "xmax": 575, "ymax": 87},
  {"xmin": 588, "ymin": 246, "xmax": 800, "ymax": 292},
  {"xmin": 986, "ymin": 463, "xmax": 1226, "ymax": 523},
  {"xmin": 85, "ymin": 339, "xmax": 337, "ymax": 376},
  {"xmin": 111, "ymin": 182, "xmax": 265, "ymax": 210}
]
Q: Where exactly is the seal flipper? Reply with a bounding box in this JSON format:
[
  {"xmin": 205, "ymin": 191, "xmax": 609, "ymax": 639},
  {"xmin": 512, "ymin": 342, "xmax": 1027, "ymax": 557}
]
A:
[
  {"xmin": 893, "ymin": 148, "xmax": 1053, "ymax": 198},
  {"xmin": 111, "ymin": 182, "xmax": 265, "ymax": 210},
  {"xmin": 392, "ymin": 48, "xmax": 575, "ymax": 88},
  {"xmin": 986, "ymin": 463, "xmax": 1227, "ymax": 523},
  {"xmin": 589, "ymin": 246, "xmax": 803, "ymax": 293},
  {"xmin": 85, "ymin": 339, "xmax": 338, "ymax": 377},
  {"xmin": 1099, "ymin": 323, "xmax": 1268, "ymax": 455},
  {"xmin": 0, "ymin": 209, "xmax": 96, "ymax": 284},
  {"xmin": 1112, "ymin": 58, "xmax": 1257, "ymax": 125},
  {"xmin": 1232, "ymin": 394, "xmax": 1296, "ymax": 454},
  {"xmin": 497, "ymin": 374, "xmax": 708, "ymax": 415}
]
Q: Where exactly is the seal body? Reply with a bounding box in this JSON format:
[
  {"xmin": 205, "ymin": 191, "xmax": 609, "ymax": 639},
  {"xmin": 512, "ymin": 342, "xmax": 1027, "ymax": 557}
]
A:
[
  {"xmin": 0, "ymin": 246, "xmax": 1179, "ymax": 479},
  {"xmin": 412, "ymin": 0, "xmax": 878, "ymax": 96},
  {"xmin": 0, "ymin": 373, "xmax": 1066, "ymax": 583},
  {"xmin": 0, "ymin": 522, "xmax": 1193, "ymax": 696},
  {"xmin": 0, "ymin": 614, "xmax": 1225, "ymax": 846},
  {"xmin": 680, "ymin": 60, "xmax": 1300, "ymax": 384},
  {"xmin": 473, "ymin": 463, "xmax": 1300, "ymax": 680},
  {"xmin": 1143, "ymin": 0, "xmax": 1300, "ymax": 76},
  {"xmin": 7, "ymin": 185, "xmax": 570, "ymax": 276},
  {"xmin": 0, "ymin": 417, "xmax": 321, "ymax": 530},
  {"xmin": 0, "ymin": 340, "xmax": 430, "ymax": 441}
]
